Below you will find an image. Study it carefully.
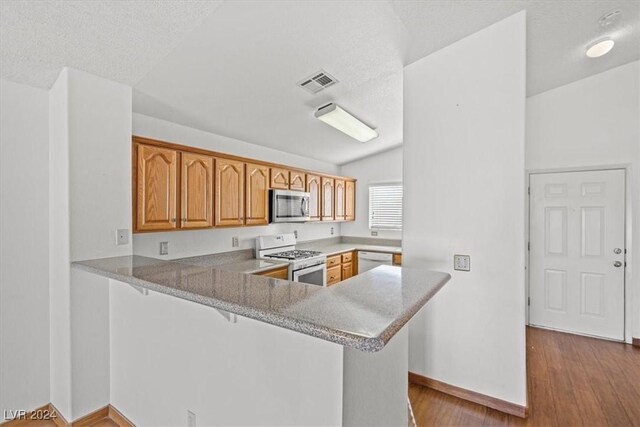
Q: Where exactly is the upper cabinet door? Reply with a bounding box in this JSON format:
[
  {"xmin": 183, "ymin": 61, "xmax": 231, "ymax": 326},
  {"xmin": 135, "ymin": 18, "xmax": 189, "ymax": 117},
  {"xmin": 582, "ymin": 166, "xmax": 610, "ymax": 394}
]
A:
[
  {"xmin": 270, "ymin": 167, "xmax": 289, "ymax": 189},
  {"xmin": 136, "ymin": 143, "xmax": 178, "ymax": 231},
  {"xmin": 306, "ymin": 174, "xmax": 321, "ymax": 221},
  {"xmin": 181, "ymin": 152, "xmax": 214, "ymax": 229},
  {"xmin": 334, "ymin": 179, "xmax": 345, "ymax": 220},
  {"xmin": 289, "ymin": 170, "xmax": 306, "ymax": 191},
  {"xmin": 345, "ymin": 180, "xmax": 356, "ymax": 221},
  {"xmin": 215, "ymin": 157, "xmax": 245, "ymax": 226},
  {"xmin": 245, "ymin": 162, "xmax": 270, "ymax": 226},
  {"xmin": 321, "ymin": 177, "xmax": 335, "ymax": 221}
]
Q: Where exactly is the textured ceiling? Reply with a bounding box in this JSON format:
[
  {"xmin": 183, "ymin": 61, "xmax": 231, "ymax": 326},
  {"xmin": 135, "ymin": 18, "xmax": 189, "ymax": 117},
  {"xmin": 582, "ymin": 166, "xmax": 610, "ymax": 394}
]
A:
[
  {"xmin": 393, "ymin": 0, "xmax": 640, "ymax": 96},
  {"xmin": 0, "ymin": 0, "xmax": 223, "ymax": 88},
  {"xmin": 133, "ymin": 0, "xmax": 409, "ymax": 165},
  {"xmin": 1, "ymin": 1, "xmax": 638, "ymax": 164}
]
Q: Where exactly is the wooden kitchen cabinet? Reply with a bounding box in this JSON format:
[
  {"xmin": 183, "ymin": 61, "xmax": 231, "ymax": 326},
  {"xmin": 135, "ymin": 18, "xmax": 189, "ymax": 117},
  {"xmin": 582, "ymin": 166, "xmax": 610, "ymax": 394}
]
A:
[
  {"xmin": 334, "ymin": 179, "xmax": 345, "ymax": 221},
  {"xmin": 345, "ymin": 180, "xmax": 355, "ymax": 221},
  {"xmin": 180, "ymin": 152, "xmax": 214, "ymax": 228},
  {"xmin": 133, "ymin": 136, "xmax": 358, "ymax": 233},
  {"xmin": 321, "ymin": 177, "xmax": 335, "ymax": 221},
  {"xmin": 215, "ymin": 157, "xmax": 245, "ymax": 226},
  {"xmin": 326, "ymin": 254, "xmax": 341, "ymax": 268},
  {"xmin": 327, "ymin": 265, "xmax": 342, "ymax": 286},
  {"xmin": 306, "ymin": 174, "xmax": 321, "ymax": 221},
  {"xmin": 393, "ymin": 254, "xmax": 402, "ymax": 266},
  {"xmin": 341, "ymin": 263, "xmax": 353, "ymax": 281},
  {"xmin": 135, "ymin": 143, "xmax": 178, "ymax": 231},
  {"xmin": 289, "ymin": 170, "xmax": 306, "ymax": 191},
  {"xmin": 257, "ymin": 265, "xmax": 289, "ymax": 280},
  {"xmin": 270, "ymin": 167, "xmax": 290, "ymax": 189},
  {"xmin": 326, "ymin": 251, "xmax": 357, "ymax": 285},
  {"xmin": 245, "ymin": 162, "xmax": 270, "ymax": 226}
]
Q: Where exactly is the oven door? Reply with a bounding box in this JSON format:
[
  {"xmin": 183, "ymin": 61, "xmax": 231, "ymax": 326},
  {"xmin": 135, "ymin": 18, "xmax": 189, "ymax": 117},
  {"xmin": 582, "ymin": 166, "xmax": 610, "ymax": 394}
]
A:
[
  {"xmin": 271, "ymin": 190, "xmax": 310, "ymax": 223},
  {"xmin": 292, "ymin": 263, "xmax": 326, "ymax": 286}
]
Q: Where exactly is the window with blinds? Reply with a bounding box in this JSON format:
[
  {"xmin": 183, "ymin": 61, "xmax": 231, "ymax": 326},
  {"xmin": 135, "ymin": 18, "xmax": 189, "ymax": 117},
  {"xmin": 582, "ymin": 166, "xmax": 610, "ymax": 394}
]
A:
[{"xmin": 369, "ymin": 184, "xmax": 403, "ymax": 230}]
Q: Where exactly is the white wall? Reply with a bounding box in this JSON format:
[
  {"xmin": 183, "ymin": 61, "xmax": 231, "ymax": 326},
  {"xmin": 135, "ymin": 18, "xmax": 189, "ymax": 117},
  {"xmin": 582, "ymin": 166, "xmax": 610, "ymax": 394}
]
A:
[
  {"xmin": 0, "ymin": 79, "xmax": 50, "ymax": 415},
  {"xmin": 49, "ymin": 68, "xmax": 132, "ymax": 420},
  {"xmin": 526, "ymin": 60, "xmax": 640, "ymax": 340},
  {"xmin": 404, "ymin": 11, "xmax": 527, "ymax": 407},
  {"xmin": 109, "ymin": 278, "xmax": 344, "ymax": 426},
  {"xmin": 49, "ymin": 69, "xmax": 72, "ymax": 418},
  {"xmin": 339, "ymin": 147, "xmax": 403, "ymax": 240},
  {"xmin": 132, "ymin": 113, "xmax": 341, "ymax": 259}
]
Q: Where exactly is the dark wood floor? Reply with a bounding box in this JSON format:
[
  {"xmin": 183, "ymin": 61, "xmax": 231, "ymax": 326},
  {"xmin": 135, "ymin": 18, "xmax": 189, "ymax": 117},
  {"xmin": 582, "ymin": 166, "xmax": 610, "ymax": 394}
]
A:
[{"xmin": 409, "ymin": 327, "xmax": 640, "ymax": 426}]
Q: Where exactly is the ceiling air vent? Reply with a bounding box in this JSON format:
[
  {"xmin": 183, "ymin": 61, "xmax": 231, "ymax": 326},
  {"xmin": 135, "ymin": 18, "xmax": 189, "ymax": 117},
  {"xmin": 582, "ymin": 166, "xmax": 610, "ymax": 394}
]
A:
[{"xmin": 297, "ymin": 70, "xmax": 338, "ymax": 94}]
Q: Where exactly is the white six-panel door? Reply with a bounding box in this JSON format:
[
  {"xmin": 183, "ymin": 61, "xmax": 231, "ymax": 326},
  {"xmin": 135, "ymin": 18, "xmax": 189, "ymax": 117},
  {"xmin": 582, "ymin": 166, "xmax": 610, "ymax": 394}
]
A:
[{"xmin": 529, "ymin": 170, "xmax": 626, "ymax": 340}]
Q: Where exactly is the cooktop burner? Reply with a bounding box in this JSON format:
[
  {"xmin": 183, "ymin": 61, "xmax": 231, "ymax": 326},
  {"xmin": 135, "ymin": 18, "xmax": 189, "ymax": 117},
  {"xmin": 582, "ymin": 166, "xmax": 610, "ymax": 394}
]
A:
[{"xmin": 266, "ymin": 249, "xmax": 323, "ymax": 260}]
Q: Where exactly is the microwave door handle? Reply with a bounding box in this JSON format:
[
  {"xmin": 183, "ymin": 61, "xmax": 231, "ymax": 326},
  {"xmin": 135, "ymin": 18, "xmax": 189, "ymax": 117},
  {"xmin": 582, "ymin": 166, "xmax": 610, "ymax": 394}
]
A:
[{"xmin": 301, "ymin": 197, "xmax": 308, "ymax": 216}]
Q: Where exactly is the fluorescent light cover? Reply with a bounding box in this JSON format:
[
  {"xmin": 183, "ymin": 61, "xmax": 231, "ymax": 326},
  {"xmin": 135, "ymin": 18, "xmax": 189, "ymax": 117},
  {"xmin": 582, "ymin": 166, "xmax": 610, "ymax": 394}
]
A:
[
  {"xmin": 586, "ymin": 39, "xmax": 614, "ymax": 58},
  {"xmin": 315, "ymin": 103, "xmax": 378, "ymax": 142}
]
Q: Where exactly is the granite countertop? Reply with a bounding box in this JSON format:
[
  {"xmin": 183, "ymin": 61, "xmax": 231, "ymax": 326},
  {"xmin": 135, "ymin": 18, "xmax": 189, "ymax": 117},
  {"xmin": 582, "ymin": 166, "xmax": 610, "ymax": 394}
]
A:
[
  {"xmin": 298, "ymin": 242, "xmax": 402, "ymax": 256},
  {"xmin": 72, "ymin": 255, "xmax": 449, "ymax": 352},
  {"xmin": 214, "ymin": 259, "xmax": 288, "ymax": 274}
]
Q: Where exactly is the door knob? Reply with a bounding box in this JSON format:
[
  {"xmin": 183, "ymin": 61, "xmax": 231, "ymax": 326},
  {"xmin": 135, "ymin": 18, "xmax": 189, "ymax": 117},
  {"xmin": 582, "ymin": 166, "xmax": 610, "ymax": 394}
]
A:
[
  {"xmin": 613, "ymin": 261, "xmax": 623, "ymax": 268},
  {"xmin": 613, "ymin": 248, "xmax": 622, "ymax": 254}
]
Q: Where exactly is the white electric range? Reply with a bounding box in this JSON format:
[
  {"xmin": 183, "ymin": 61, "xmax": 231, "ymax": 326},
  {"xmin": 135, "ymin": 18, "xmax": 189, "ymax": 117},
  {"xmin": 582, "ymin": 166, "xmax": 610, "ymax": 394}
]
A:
[{"xmin": 256, "ymin": 233, "xmax": 326, "ymax": 286}]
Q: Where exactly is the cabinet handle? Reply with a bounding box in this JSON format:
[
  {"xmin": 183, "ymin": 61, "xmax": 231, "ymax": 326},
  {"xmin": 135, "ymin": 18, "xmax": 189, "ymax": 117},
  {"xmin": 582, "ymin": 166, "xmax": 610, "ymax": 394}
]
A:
[
  {"xmin": 182, "ymin": 218, "xmax": 187, "ymax": 223},
  {"xmin": 171, "ymin": 218, "xmax": 176, "ymax": 223}
]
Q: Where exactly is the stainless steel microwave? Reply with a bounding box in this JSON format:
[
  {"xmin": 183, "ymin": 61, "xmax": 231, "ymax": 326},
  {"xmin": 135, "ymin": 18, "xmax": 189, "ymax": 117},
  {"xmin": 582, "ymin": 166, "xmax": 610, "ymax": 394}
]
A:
[{"xmin": 270, "ymin": 190, "xmax": 310, "ymax": 223}]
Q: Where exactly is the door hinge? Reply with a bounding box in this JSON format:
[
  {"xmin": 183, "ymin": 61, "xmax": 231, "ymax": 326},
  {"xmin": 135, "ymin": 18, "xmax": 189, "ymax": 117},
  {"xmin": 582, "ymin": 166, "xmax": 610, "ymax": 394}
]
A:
[
  {"xmin": 528, "ymin": 297, "xmax": 531, "ymax": 306},
  {"xmin": 527, "ymin": 187, "xmax": 530, "ymax": 195},
  {"xmin": 527, "ymin": 242, "xmax": 530, "ymax": 251}
]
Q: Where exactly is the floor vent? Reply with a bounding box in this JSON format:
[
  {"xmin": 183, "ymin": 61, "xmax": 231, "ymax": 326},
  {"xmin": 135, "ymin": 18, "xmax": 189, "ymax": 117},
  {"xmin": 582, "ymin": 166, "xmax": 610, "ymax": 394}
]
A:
[{"xmin": 297, "ymin": 70, "xmax": 338, "ymax": 94}]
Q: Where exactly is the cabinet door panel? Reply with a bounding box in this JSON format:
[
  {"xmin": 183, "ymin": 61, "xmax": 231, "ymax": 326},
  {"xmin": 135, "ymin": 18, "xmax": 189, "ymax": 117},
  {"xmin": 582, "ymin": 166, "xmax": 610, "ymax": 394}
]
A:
[
  {"xmin": 342, "ymin": 262, "xmax": 353, "ymax": 281},
  {"xmin": 306, "ymin": 174, "xmax": 321, "ymax": 221},
  {"xmin": 136, "ymin": 144, "xmax": 178, "ymax": 231},
  {"xmin": 327, "ymin": 265, "xmax": 342, "ymax": 286},
  {"xmin": 345, "ymin": 180, "xmax": 355, "ymax": 221},
  {"xmin": 246, "ymin": 163, "xmax": 270, "ymax": 226},
  {"xmin": 335, "ymin": 179, "xmax": 345, "ymax": 220},
  {"xmin": 181, "ymin": 152, "xmax": 213, "ymax": 228},
  {"xmin": 215, "ymin": 158, "xmax": 245, "ymax": 226},
  {"xmin": 270, "ymin": 167, "xmax": 289, "ymax": 189},
  {"xmin": 321, "ymin": 177, "xmax": 335, "ymax": 221},
  {"xmin": 289, "ymin": 171, "xmax": 306, "ymax": 191}
]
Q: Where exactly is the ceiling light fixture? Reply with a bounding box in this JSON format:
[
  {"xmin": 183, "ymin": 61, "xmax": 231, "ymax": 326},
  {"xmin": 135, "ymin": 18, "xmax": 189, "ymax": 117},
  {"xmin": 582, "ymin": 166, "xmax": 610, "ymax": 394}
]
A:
[
  {"xmin": 315, "ymin": 103, "xmax": 378, "ymax": 142},
  {"xmin": 586, "ymin": 39, "xmax": 615, "ymax": 58}
]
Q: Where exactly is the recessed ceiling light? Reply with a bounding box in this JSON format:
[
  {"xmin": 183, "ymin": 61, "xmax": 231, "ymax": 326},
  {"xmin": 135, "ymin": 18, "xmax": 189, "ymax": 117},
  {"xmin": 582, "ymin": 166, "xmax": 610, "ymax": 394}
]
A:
[{"xmin": 586, "ymin": 39, "xmax": 614, "ymax": 58}]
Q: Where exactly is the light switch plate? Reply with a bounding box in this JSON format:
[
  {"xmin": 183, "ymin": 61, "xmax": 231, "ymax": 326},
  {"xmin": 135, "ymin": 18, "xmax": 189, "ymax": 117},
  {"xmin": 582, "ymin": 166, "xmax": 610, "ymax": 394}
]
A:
[
  {"xmin": 159, "ymin": 241, "xmax": 169, "ymax": 255},
  {"xmin": 232, "ymin": 236, "xmax": 239, "ymax": 247},
  {"xmin": 116, "ymin": 229, "xmax": 129, "ymax": 245},
  {"xmin": 454, "ymin": 254, "xmax": 470, "ymax": 271}
]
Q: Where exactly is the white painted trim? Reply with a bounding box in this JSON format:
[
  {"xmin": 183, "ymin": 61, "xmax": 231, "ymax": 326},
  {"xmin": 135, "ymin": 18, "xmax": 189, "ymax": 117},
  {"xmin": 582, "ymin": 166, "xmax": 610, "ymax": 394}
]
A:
[{"xmin": 525, "ymin": 164, "xmax": 633, "ymax": 343}]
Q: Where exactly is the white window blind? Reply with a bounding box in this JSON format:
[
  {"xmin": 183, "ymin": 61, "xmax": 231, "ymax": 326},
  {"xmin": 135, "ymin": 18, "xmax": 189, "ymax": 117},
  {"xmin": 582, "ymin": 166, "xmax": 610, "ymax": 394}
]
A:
[{"xmin": 369, "ymin": 184, "xmax": 403, "ymax": 230}]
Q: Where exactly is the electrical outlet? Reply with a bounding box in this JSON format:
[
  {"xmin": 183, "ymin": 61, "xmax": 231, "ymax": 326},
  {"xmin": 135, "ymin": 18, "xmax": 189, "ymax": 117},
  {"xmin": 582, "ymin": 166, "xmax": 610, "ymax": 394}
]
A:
[
  {"xmin": 454, "ymin": 254, "xmax": 470, "ymax": 271},
  {"xmin": 116, "ymin": 229, "xmax": 129, "ymax": 245},
  {"xmin": 159, "ymin": 241, "xmax": 169, "ymax": 256},
  {"xmin": 187, "ymin": 410, "xmax": 196, "ymax": 427},
  {"xmin": 330, "ymin": 227, "xmax": 334, "ymax": 235},
  {"xmin": 371, "ymin": 230, "xmax": 378, "ymax": 237},
  {"xmin": 293, "ymin": 230, "xmax": 298, "ymax": 239},
  {"xmin": 232, "ymin": 236, "xmax": 239, "ymax": 247}
]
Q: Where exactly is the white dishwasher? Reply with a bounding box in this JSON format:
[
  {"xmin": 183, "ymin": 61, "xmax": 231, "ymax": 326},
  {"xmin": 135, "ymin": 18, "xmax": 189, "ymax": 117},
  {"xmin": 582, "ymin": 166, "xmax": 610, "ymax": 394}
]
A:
[{"xmin": 358, "ymin": 251, "xmax": 393, "ymax": 274}]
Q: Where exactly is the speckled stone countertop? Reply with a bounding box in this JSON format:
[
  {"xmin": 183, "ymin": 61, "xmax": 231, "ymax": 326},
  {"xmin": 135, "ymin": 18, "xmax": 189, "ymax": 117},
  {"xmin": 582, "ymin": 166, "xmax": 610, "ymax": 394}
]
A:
[
  {"xmin": 212, "ymin": 259, "xmax": 289, "ymax": 274},
  {"xmin": 72, "ymin": 255, "xmax": 449, "ymax": 352}
]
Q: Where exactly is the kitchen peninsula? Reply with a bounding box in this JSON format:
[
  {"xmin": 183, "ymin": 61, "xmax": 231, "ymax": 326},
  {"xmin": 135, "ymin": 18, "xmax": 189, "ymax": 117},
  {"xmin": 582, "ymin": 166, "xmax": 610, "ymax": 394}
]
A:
[{"xmin": 72, "ymin": 256, "xmax": 450, "ymax": 426}]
